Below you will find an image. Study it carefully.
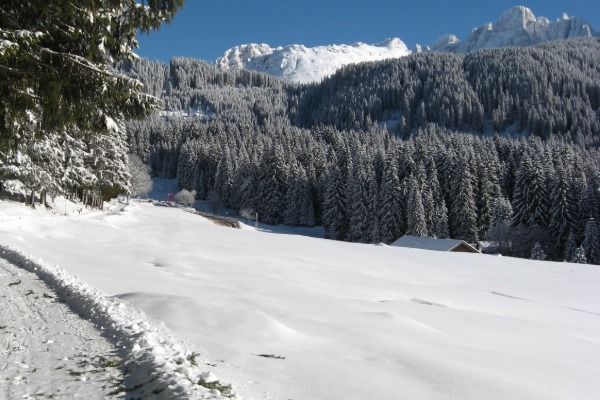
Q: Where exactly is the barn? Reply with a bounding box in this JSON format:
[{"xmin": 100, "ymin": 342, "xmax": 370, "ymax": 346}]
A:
[{"xmin": 390, "ymin": 235, "xmax": 480, "ymax": 253}]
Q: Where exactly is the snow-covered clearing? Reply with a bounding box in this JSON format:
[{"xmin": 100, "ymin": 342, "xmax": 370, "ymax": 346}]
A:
[{"xmin": 1, "ymin": 194, "xmax": 599, "ymax": 400}]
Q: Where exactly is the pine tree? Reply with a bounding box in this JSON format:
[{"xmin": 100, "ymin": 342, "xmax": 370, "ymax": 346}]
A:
[
  {"xmin": 417, "ymin": 161, "xmax": 436, "ymax": 236},
  {"xmin": 512, "ymin": 153, "xmax": 549, "ymax": 229},
  {"xmin": 476, "ymin": 151, "xmax": 502, "ymax": 239},
  {"xmin": 379, "ymin": 158, "xmax": 405, "ymax": 243},
  {"xmin": 322, "ymin": 163, "xmax": 347, "ymax": 240},
  {"xmin": 563, "ymin": 232, "xmax": 578, "ymax": 262},
  {"xmin": 427, "ymin": 159, "xmax": 449, "ymax": 238},
  {"xmin": 549, "ymin": 163, "xmax": 575, "ymax": 258},
  {"xmin": 346, "ymin": 154, "xmax": 372, "ymax": 243},
  {"xmin": 581, "ymin": 176, "xmax": 600, "ymax": 221},
  {"xmin": 283, "ymin": 163, "xmax": 301, "ymax": 226},
  {"xmin": 530, "ymin": 242, "xmax": 547, "ymax": 261},
  {"xmin": 583, "ymin": 218, "xmax": 600, "ymax": 265},
  {"xmin": 570, "ymin": 246, "xmax": 587, "ymax": 264},
  {"xmin": 257, "ymin": 145, "xmax": 288, "ymax": 225},
  {"xmin": 283, "ymin": 164, "xmax": 315, "ymax": 227},
  {"xmin": 406, "ymin": 174, "xmax": 427, "ymax": 237},
  {"xmin": 492, "ymin": 197, "xmax": 513, "ymax": 226},
  {"xmin": 433, "ymin": 201, "xmax": 450, "ymax": 239},
  {"xmin": 61, "ymin": 130, "xmax": 97, "ymax": 194},
  {"xmin": 88, "ymin": 122, "xmax": 131, "ymax": 200},
  {"xmin": 0, "ymin": 0, "xmax": 184, "ymax": 197},
  {"xmin": 296, "ymin": 170, "xmax": 316, "ymax": 227},
  {"xmin": 213, "ymin": 150, "xmax": 234, "ymax": 208},
  {"xmin": 369, "ymin": 176, "xmax": 382, "ymax": 243},
  {"xmin": 449, "ymin": 159, "xmax": 478, "ymax": 243}
]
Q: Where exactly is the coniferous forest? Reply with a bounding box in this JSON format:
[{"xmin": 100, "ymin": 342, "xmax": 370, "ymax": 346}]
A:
[{"xmin": 121, "ymin": 38, "xmax": 600, "ymax": 264}]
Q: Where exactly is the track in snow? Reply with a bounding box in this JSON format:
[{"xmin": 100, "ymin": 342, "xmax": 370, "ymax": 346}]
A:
[{"xmin": 0, "ymin": 257, "xmax": 123, "ymax": 399}]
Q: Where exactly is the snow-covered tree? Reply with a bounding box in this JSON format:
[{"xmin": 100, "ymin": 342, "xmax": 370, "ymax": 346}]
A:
[
  {"xmin": 563, "ymin": 232, "xmax": 578, "ymax": 262},
  {"xmin": 512, "ymin": 153, "xmax": 549, "ymax": 229},
  {"xmin": 346, "ymin": 153, "xmax": 372, "ymax": 243},
  {"xmin": 379, "ymin": 157, "xmax": 405, "ymax": 243},
  {"xmin": 284, "ymin": 164, "xmax": 315, "ymax": 227},
  {"xmin": 128, "ymin": 154, "xmax": 153, "ymax": 198},
  {"xmin": 548, "ymin": 163, "xmax": 575, "ymax": 257},
  {"xmin": 0, "ymin": 0, "xmax": 183, "ymax": 197},
  {"xmin": 449, "ymin": 159, "xmax": 478, "ymax": 243},
  {"xmin": 530, "ymin": 242, "xmax": 547, "ymax": 261},
  {"xmin": 257, "ymin": 145, "xmax": 288, "ymax": 225},
  {"xmin": 175, "ymin": 189, "xmax": 196, "ymax": 207},
  {"xmin": 570, "ymin": 246, "xmax": 587, "ymax": 264},
  {"xmin": 583, "ymin": 218, "xmax": 600, "ymax": 265},
  {"xmin": 322, "ymin": 163, "xmax": 347, "ymax": 240},
  {"xmin": 406, "ymin": 174, "xmax": 427, "ymax": 237}
]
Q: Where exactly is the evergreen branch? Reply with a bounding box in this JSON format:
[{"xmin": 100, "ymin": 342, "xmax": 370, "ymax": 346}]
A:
[{"xmin": 0, "ymin": 63, "xmax": 37, "ymax": 75}]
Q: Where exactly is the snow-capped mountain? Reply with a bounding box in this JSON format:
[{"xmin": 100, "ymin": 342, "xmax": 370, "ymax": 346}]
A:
[
  {"xmin": 216, "ymin": 38, "xmax": 410, "ymax": 84},
  {"xmin": 216, "ymin": 6, "xmax": 597, "ymax": 83},
  {"xmin": 431, "ymin": 6, "xmax": 597, "ymax": 52}
]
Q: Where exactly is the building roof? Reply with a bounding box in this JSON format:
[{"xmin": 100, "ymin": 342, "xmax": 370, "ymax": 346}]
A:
[{"xmin": 390, "ymin": 235, "xmax": 480, "ymax": 253}]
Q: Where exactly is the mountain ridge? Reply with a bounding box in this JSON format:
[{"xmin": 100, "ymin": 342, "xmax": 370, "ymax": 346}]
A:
[
  {"xmin": 216, "ymin": 38, "xmax": 410, "ymax": 84},
  {"xmin": 431, "ymin": 5, "xmax": 597, "ymax": 52},
  {"xmin": 216, "ymin": 6, "xmax": 598, "ymax": 83}
]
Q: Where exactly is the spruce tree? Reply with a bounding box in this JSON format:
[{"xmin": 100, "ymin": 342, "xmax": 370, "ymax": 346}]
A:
[
  {"xmin": 0, "ymin": 0, "xmax": 184, "ymax": 196},
  {"xmin": 369, "ymin": 176, "xmax": 382, "ymax": 243},
  {"xmin": 563, "ymin": 232, "xmax": 578, "ymax": 262},
  {"xmin": 449, "ymin": 159, "xmax": 478, "ymax": 243},
  {"xmin": 530, "ymin": 242, "xmax": 547, "ymax": 261},
  {"xmin": 257, "ymin": 145, "xmax": 288, "ymax": 225},
  {"xmin": 346, "ymin": 154, "xmax": 372, "ymax": 243},
  {"xmin": 583, "ymin": 218, "xmax": 600, "ymax": 265},
  {"xmin": 406, "ymin": 174, "xmax": 427, "ymax": 237},
  {"xmin": 379, "ymin": 158, "xmax": 405, "ymax": 243},
  {"xmin": 571, "ymin": 246, "xmax": 587, "ymax": 264},
  {"xmin": 512, "ymin": 153, "xmax": 549, "ymax": 229},
  {"xmin": 549, "ymin": 163, "xmax": 576, "ymax": 258},
  {"xmin": 322, "ymin": 163, "xmax": 347, "ymax": 240}
]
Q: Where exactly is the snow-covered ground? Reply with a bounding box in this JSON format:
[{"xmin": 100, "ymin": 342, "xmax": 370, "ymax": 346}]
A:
[
  {"xmin": 0, "ymin": 256, "xmax": 122, "ymax": 399},
  {"xmin": 1, "ymin": 195, "xmax": 599, "ymax": 400}
]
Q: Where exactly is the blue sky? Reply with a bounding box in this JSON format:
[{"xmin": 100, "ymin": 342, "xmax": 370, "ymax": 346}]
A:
[{"xmin": 136, "ymin": 1, "xmax": 600, "ymax": 63}]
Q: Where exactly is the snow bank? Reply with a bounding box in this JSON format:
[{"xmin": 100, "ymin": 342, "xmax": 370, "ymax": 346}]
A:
[{"xmin": 0, "ymin": 244, "xmax": 235, "ymax": 399}]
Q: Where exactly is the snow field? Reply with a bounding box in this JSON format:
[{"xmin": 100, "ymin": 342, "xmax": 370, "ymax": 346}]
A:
[{"xmin": 1, "ymin": 197, "xmax": 600, "ymax": 399}]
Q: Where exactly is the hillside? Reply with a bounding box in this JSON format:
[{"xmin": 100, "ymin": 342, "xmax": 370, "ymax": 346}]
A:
[
  {"xmin": 121, "ymin": 38, "xmax": 600, "ymax": 264},
  {"xmin": 291, "ymin": 38, "xmax": 600, "ymax": 138},
  {"xmin": 1, "ymin": 197, "xmax": 599, "ymax": 399},
  {"xmin": 125, "ymin": 38, "xmax": 600, "ymax": 142}
]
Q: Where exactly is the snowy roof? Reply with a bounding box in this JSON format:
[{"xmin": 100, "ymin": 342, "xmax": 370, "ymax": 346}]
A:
[{"xmin": 391, "ymin": 235, "xmax": 479, "ymax": 253}]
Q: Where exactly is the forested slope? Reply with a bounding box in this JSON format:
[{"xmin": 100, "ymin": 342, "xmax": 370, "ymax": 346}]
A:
[
  {"xmin": 123, "ymin": 38, "xmax": 600, "ymax": 264},
  {"xmin": 291, "ymin": 39, "xmax": 600, "ymax": 142}
]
